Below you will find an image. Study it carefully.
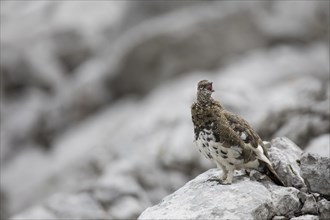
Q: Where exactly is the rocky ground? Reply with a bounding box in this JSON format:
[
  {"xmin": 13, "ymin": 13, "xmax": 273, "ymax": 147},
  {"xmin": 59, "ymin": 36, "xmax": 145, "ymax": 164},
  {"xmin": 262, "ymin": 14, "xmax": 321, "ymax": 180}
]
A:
[
  {"xmin": 139, "ymin": 138, "xmax": 330, "ymax": 220},
  {"xmin": 1, "ymin": 1, "xmax": 329, "ymax": 219}
]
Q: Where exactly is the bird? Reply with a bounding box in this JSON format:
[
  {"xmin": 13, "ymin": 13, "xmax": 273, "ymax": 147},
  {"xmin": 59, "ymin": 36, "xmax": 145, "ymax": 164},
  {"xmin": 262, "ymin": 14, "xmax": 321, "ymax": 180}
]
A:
[{"xmin": 191, "ymin": 79, "xmax": 284, "ymax": 186}]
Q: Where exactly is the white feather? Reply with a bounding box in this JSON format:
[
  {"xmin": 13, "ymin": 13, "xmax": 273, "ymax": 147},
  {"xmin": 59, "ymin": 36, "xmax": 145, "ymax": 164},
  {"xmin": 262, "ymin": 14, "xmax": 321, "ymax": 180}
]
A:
[
  {"xmin": 240, "ymin": 132, "xmax": 247, "ymax": 140},
  {"xmin": 255, "ymin": 145, "xmax": 272, "ymax": 166}
]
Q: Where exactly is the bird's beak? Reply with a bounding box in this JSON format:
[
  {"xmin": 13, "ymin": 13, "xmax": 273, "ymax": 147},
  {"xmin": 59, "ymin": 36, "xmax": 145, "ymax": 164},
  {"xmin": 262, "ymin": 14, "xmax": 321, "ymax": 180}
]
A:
[{"xmin": 207, "ymin": 82, "xmax": 214, "ymax": 92}]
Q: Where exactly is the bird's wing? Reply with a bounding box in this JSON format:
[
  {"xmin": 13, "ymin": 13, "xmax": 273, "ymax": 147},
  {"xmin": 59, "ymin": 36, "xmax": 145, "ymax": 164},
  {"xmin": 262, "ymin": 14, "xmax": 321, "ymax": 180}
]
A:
[
  {"xmin": 222, "ymin": 110, "xmax": 262, "ymax": 149},
  {"xmin": 211, "ymin": 106, "xmax": 246, "ymax": 148},
  {"xmin": 222, "ymin": 110, "xmax": 274, "ymax": 166},
  {"xmin": 210, "ymin": 107, "xmax": 257, "ymax": 163},
  {"xmin": 210, "ymin": 100, "xmax": 271, "ymax": 163}
]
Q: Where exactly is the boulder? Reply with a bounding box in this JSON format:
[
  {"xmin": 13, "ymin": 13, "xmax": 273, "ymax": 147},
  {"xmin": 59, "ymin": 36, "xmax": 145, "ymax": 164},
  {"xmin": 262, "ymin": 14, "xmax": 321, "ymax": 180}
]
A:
[
  {"xmin": 265, "ymin": 137, "xmax": 306, "ymax": 190},
  {"xmin": 301, "ymin": 194, "xmax": 318, "ymax": 215},
  {"xmin": 318, "ymin": 199, "xmax": 330, "ymax": 220},
  {"xmin": 300, "ymin": 153, "xmax": 330, "ymax": 196},
  {"xmin": 139, "ymin": 137, "xmax": 330, "ymax": 220},
  {"xmin": 138, "ymin": 169, "xmax": 301, "ymax": 220}
]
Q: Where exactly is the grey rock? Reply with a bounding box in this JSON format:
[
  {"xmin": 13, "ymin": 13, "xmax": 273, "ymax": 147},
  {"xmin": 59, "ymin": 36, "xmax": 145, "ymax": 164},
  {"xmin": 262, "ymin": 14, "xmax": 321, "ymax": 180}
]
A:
[
  {"xmin": 11, "ymin": 193, "xmax": 110, "ymax": 220},
  {"xmin": 1, "ymin": 89, "xmax": 50, "ymax": 162},
  {"xmin": 256, "ymin": 1, "xmax": 328, "ymax": 41},
  {"xmin": 51, "ymin": 29, "xmax": 92, "ymax": 73},
  {"xmin": 0, "ymin": 189, "xmax": 8, "ymax": 220},
  {"xmin": 0, "ymin": 147, "xmax": 60, "ymax": 214},
  {"xmin": 109, "ymin": 196, "xmax": 146, "ymax": 220},
  {"xmin": 300, "ymin": 153, "xmax": 330, "ymax": 196},
  {"xmin": 272, "ymin": 216, "xmax": 288, "ymax": 220},
  {"xmin": 107, "ymin": 3, "xmax": 268, "ymax": 97},
  {"xmin": 272, "ymin": 216, "xmax": 287, "ymax": 220},
  {"xmin": 108, "ymin": 1, "xmax": 328, "ymax": 98},
  {"xmin": 305, "ymin": 134, "xmax": 330, "ymax": 158},
  {"xmin": 139, "ymin": 169, "xmax": 271, "ymax": 220},
  {"xmin": 301, "ymin": 194, "xmax": 318, "ymax": 215},
  {"xmin": 0, "ymin": 44, "xmax": 59, "ymax": 99},
  {"xmin": 11, "ymin": 206, "xmax": 56, "ymax": 220},
  {"xmin": 318, "ymin": 199, "xmax": 330, "ymax": 220},
  {"xmin": 258, "ymin": 84, "xmax": 330, "ymax": 148},
  {"xmin": 44, "ymin": 193, "xmax": 108, "ymax": 219},
  {"xmin": 266, "ymin": 137, "xmax": 306, "ymax": 190},
  {"xmin": 0, "ymin": 1, "xmax": 126, "ymax": 164},
  {"xmin": 121, "ymin": 1, "xmax": 204, "ymax": 28},
  {"xmin": 290, "ymin": 215, "xmax": 319, "ymax": 220},
  {"xmin": 91, "ymin": 170, "xmax": 147, "ymax": 205},
  {"xmin": 138, "ymin": 169, "xmax": 301, "ymax": 220},
  {"xmin": 298, "ymin": 191, "xmax": 308, "ymax": 204},
  {"xmin": 269, "ymin": 185, "xmax": 301, "ymax": 217}
]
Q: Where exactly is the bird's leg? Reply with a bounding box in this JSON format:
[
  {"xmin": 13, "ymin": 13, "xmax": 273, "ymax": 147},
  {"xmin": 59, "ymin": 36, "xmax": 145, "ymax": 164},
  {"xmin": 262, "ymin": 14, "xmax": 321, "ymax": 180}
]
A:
[
  {"xmin": 206, "ymin": 161, "xmax": 228, "ymax": 184},
  {"xmin": 207, "ymin": 161, "xmax": 232, "ymax": 185},
  {"xmin": 222, "ymin": 168, "xmax": 234, "ymax": 185},
  {"xmin": 216, "ymin": 161, "xmax": 228, "ymax": 181}
]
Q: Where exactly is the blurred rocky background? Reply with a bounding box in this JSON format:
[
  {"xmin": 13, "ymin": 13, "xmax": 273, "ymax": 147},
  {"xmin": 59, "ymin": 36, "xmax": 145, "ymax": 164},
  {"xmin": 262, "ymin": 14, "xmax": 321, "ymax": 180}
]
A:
[{"xmin": 0, "ymin": 1, "xmax": 329, "ymax": 219}]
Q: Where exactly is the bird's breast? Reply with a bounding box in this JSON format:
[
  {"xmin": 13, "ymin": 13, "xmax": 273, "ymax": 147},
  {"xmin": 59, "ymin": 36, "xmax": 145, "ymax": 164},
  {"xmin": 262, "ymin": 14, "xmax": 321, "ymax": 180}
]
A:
[
  {"xmin": 194, "ymin": 126, "xmax": 216, "ymax": 160},
  {"xmin": 194, "ymin": 126, "xmax": 248, "ymax": 168}
]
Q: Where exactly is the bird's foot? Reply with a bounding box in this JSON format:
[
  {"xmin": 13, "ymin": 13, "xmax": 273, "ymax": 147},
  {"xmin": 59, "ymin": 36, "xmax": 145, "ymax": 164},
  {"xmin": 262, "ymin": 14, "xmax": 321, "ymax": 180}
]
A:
[
  {"xmin": 206, "ymin": 177, "xmax": 222, "ymax": 184},
  {"xmin": 220, "ymin": 174, "xmax": 228, "ymax": 181},
  {"xmin": 249, "ymin": 170, "xmax": 266, "ymax": 182},
  {"xmin": 221, "ymin": 179, "xmax": 232, "ymax": 185},
  {"xmin": 206, "ymin": 177, "xmax": 231, "ymax": 185}
]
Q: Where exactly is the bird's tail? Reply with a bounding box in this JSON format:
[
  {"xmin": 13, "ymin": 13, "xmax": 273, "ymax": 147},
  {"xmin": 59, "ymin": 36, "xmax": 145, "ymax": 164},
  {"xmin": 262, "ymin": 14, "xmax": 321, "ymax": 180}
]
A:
[{"xmin": 259, "ymin": 161, "xmax": 284, "ymax": 186}]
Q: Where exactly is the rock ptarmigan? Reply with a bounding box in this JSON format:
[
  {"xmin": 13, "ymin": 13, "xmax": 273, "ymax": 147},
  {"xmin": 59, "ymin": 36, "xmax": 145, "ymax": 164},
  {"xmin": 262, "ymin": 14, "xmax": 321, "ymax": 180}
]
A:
[{"xmin": 191, "ymin": 80, "xmax": 284, "ymax": 186}]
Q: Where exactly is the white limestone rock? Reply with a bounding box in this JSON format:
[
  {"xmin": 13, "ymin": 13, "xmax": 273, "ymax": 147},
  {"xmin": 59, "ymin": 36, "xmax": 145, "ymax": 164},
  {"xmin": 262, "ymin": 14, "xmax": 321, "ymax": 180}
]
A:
[{"xmin": 138, "ymin": 169, "xmax": 301, "ymax": 220}]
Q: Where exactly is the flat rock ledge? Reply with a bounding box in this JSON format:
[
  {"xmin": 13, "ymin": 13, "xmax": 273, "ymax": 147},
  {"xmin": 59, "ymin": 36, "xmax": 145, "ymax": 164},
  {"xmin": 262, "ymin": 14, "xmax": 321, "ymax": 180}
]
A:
[{"xmin": 139, "ymin": 137, "xmax": 330, "ymax": 220}]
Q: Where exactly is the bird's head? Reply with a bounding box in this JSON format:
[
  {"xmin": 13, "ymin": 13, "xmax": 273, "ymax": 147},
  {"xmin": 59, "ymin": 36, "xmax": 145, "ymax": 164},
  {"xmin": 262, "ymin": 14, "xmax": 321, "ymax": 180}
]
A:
[{"xmin": 197, "ymin": 80, "xmax": 214, "ymax": 104}]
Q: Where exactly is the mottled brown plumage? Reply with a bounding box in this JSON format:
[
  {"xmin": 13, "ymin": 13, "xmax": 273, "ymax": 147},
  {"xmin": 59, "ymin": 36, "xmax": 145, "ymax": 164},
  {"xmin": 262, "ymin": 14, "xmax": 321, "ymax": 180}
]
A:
[{"xmin": 191, "ymin": 80, "xmax": 284, "ymax": 185}]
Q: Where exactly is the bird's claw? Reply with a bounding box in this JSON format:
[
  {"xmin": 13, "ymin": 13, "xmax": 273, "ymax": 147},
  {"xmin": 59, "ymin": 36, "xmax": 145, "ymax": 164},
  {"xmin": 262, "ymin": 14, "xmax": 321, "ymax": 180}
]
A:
[
  {"xmin": 221, "ymin": 180, "xmax": 232, "ymax": 185},
  {"xmin": 206, "ymin": 177, "xmax": 231, "ymax": 185},
  {"xmin": 206, "ymin": 177, "xmax": 222, "ymax": 184}
]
